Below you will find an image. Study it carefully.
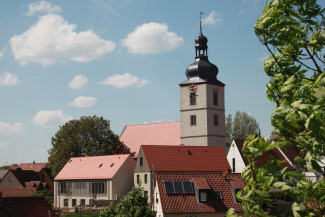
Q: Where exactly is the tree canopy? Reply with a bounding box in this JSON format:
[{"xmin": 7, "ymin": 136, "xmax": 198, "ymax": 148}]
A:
[
  {"xmin": 99, "ymin": 187, "xmax": 156, "ymax": 217},
  {"xmin": 225, "ymin": 111, "xmax": 260, "ymax": 145},
  {"xmin": 228, "ymin": 0, "xmax": 325, "ymax": 216},
  {"xmin": 48, "ymin": 116, "xmax": 124, "ymax": 177}
]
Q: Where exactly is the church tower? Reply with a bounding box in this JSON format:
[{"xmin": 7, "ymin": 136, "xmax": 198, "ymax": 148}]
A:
[{"xmin": 180, "ymin": 21, "xmax": 226, "ymax": 150}]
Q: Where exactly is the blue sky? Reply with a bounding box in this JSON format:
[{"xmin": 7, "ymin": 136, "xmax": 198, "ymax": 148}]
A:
[{"xmin": 0, "ymin": 0, "xmax": 275, "ymax": 166}]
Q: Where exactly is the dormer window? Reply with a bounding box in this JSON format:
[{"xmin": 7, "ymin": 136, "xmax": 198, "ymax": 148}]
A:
[
  {"xmin": 140, "ymin": 157, "xmax": 143, "ymax": 167},
  {"xmin": 199, "ymin": 190, "xmax": 208, "ymax": 203}
]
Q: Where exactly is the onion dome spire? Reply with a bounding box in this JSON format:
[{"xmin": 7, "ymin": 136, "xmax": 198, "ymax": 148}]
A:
[{"xmin": 184, "ymin": 13, "xmax": 219, "ymax": 83}]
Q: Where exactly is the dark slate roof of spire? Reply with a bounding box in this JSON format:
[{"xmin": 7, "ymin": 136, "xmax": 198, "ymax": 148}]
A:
[{"xmin": 182, "ymin": 24, "xmax": 223, "ymax": 85}]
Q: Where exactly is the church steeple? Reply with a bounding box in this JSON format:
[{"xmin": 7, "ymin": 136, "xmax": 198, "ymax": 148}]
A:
[
  {"xmin": 179, "ymin": 16, "xmax": 226, "ymax": 151},
  {"xmin": 184, "ymin": 17, "xmax": 220, "ymax": 84}
]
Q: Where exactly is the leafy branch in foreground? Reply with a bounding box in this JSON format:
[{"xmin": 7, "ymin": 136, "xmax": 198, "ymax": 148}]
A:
[{"xmin": 228, "ymin": 0, "xmax": 325, "ymax": 216}]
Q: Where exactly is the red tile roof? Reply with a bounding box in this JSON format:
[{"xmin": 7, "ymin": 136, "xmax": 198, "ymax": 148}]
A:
[
  {"xmin": 142, "ymin": 145, "xmax": 230, "ymax": 172},
  {"xmin": 18, "ymin": 163, "xmax": 47, "ymax": 172},
  {"xmin": 234, "ymin": 139, "xmax": 296, "ymax": 169},
  {"xmin": 55, "ymin": 154, "xmax": 133, "ymax": 180},
  {"xmin": 0, "ymin": 188, "xmax": 36, "ymax": 197},
  {"xmin": 227, "ymin": 173, "xmax": 245, "ymax": 189},
  {"xmin": 9, "ymin": 197, "xmax": 58, "ymax": 217},
  {"xmin": 156, "ymin": 172, "xmax": 244, "ymax": 214},
  {"xmin": 120, "ymin": 122, "xmax": 181, "ymax": 157},
  {"xmin": 192, "ymin": 178, "xmax": 210, "ymax": 190}
]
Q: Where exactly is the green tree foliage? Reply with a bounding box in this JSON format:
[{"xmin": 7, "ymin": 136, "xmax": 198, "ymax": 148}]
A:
[
  {"xmin": 31, "ymin": 189, "xmax": 54, "ymax": 206},
  {"xmin": 99, "ymin": 187, "xmax": 156, "ymax": 217},
  {"xmin": 228, "ymin": 0, "xmax": 325, "ymax": 216},
  {"xmin": 48, "ymin": 116, "xmax": 121, "ymax": 177},
  {"xmin": 225, "ymin": 111, "xmax": 260, "ymax": 145}
]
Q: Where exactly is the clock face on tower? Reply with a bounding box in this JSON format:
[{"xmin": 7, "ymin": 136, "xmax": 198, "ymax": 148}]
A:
[{"xmin": 189, "ymin": 84, "xmax": 197, "ymax": 93}]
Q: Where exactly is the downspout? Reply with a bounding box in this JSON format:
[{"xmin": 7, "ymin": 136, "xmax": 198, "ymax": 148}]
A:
[{"xmin": 151, "ymin": 164, "xmax": 154, "ymax": 209}]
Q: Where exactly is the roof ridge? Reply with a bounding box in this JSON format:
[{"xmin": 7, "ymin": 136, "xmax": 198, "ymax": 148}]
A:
[{"xmin": 125, "ymin": 121, "xmax": 180, "ymax": 127}]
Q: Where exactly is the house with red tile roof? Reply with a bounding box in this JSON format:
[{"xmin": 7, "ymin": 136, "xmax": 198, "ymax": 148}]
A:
[
  {"xmin": 0, "ymin": 167, "xmax": 52, "ymax": 198},
  {"xmin": 153, "ymin": 172, "xmax": 244, "ymax": 216},
  {"xmin": 134, "ymin": 145, "xmax": 234, "ymax": 206},
  {"xmin": 53, "ymin": 154, "xmax": 135, "ymax": 210},
  {"xmin": 226, "ymin": 139, "xmax": 301, "ymax": 174},
  {"xmin": 8, "ymin": 162, "xmax": 54, "ymax": 194},
  {"xmin": 120, "ymin": 122, "xmax": 181, "ymax": 158}
]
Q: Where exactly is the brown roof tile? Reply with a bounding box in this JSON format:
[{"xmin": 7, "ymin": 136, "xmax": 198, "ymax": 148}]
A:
[
  {"xmin": 143, "ymin": 145, "xmax": 230, "ymax": 172},
  {"xmin": 156, "ymin": 172, "xmax": 244, "ymax": 214},
  {"xmin": 9, "ymin": 197, "xmax": 57, "ymax": 217}
]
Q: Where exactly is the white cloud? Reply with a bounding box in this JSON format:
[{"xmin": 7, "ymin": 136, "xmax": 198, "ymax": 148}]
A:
[
  {"xmin": 69, "ymin": 75, "xmax": 88, "ymax": 89},
  {"xmin": 0, "ymin": 142, "xmax": 9, "ymax": 148},
  {"xmin": 25, "ymin": 1, "xmax": 62, "ymax": 16},
  {"xmin": 202, "ymin": 10, "xmax": 223, "ymax": 26},
  {"xmin": 238, "ymin": 10, "xmax": 244, "ymax": 14},
  {"xmin": 99, "ymin": 73, "xmax": 150, "ymax": 88},
  {"xmin": 0, "ymin": 48, "xmax": 5, "ymax": 59},
  {"xmin": 10, "ymin": 14, "xmax": 115, "ymax": 66},
  {"xmin": 68, "ymin": 96, "xmax": 97, "ymax": 108},
  {"xmin": 0, "ymin": 72, "xmax": 21, "ymax": 86},
  {"xmin": 32, "ymin": 110, "xmax": 73, "ymax": 128},
  {"xmin": 0, "ymin": 122, "xmax": 25, "ymax": 135},
  {"xmin": 122, "ymin": 22, "xmax": 183, "ymax": 54}
]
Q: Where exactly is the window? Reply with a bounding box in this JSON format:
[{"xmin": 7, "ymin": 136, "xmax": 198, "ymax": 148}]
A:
[
  {"xmin": 80, "ymin": 199, "xmax": 85, "ymax": 206},
  {"xmin": 137, "ymin": 175, "xmax": 140, "ymax": 184},
  {"xmin": 60, "ymin": 182, "xmax": 67, "ymax": 193},
  {"xmin": 190, "ymin": 115, "xmax": 196, "ymax": 126},
  {"xmin": 232, "ymin": 158, "xmax": 236, "ymax": 172},
  {"xmin": 144, "ymin": 174, "xmax": 148, "ymax": 184},
  {"xmin": 64, "ymin": 199, "xmax": 68, "ymax": 207},
  {"xmin": 72, "ymin": 199, "xmax": 76, "ymax": 207},
  {"xmin": 199, "ymin": 190, "xmax": 208, "ymax": 203},
  {"xmin": 75, "ymin": 182, "xmax": 85, "ymax": 189},
  {"xmin": 41, "ymin": 174, "xmax": 45, "ymax": 180},
  {"xmin": 91, "ymin": 182, "xmax": 105, "ymax": 194},
  {"xmin": 156, "ymin": 193, "xmax": 159, "ymax": 203},
  {"xmin": 234, "ymin": 189, "xmax": 241, "ymax": 203},
  {"xmin": 140, "ymin": 157, "xmax": 143, "ymax": 167},
  {"xmin": 144, "ymin": 191, "xmax": 148, "ymax": 198},
  {"xmin": 213, "ymin": 92, "xmax": 218, "ymax": 105},
  {"xmin": 215, "ymin": 191, "xmax": 223, "ymax": 200},
  {"xmin": 190, "ymin": 93, "xmax": 196, "ymax": 105},
  {"xmin": 214, "ymin": 114, "xmax": 219, "ymax": 126},
  {"xmin": 8, "ymin": 176, "xmax": 12, "ymax": 181}
]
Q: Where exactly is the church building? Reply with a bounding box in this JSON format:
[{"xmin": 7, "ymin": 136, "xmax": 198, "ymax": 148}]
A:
[{"xmin": 121, "ymin": 22, "xmax": 227, "ymax": 154}]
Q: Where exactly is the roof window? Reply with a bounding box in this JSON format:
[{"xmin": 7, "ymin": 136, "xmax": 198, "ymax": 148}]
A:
[
  {"xmin": 110, "ymin": 163, "xmax": 114, "ymax": 167},
  {"xmin": 99, "ymin": 164, "xmax": 103, "ymax": 168},
  {"xmin": 216, "ymin": 191, "xmax": 223, "ymax": 200}
]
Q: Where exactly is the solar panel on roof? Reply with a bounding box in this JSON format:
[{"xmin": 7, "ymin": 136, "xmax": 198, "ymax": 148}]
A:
[
  {"xmin": 164, "ymin": 182, "xmax": 174, "ymax": 194},
  {"xmin": 174, "ymin": 182, "xmax": 183, "ymax": 193},
  {"xmin": 183, "ymin": 181, "xmax": 194, "ymax": 193}
]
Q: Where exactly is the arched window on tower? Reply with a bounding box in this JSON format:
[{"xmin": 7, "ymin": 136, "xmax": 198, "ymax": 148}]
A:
[
  {"xmin": 213, "ymin": 92, "xmax": 218, "ymax": 106},
  {"xmin": 190, "ymin": 93, "xmax": 196, "ymax": 105}
]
